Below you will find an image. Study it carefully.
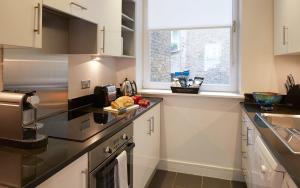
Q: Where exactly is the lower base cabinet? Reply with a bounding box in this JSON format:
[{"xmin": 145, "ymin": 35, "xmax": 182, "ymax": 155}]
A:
[
  {"xmin": 281, "ymin": 173, "xmax": 297, "ymax": 188},
  {"xmin": 133, "ymin": 104, "xmax": 161, "ymax": 188},
  {"xmin": 37, "ymin": 154, "xmax": 88, "ymax": 188},
  {"xmin": 241, "ymin": 110, "xmax": 298, "ymax": 188}
]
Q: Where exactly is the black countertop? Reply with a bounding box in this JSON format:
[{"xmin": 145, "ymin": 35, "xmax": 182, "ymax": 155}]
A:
[
  {"xmin": 241, "ymin": 103, "xmax": 300, "ymax": 187},
  {"xmin": 0, "ymin": 97, "xmax": 162, "ymax": 188}
]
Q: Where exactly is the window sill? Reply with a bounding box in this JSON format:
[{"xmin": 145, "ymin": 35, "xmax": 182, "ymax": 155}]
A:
[{"xmin": 139, "ymin": 89, "xmax": 244, "ymax": 99}]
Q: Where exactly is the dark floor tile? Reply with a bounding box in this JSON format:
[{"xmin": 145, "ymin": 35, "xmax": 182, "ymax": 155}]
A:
[
  {"xmin": 202, "ymin": 177, "xmax": 231, "ymax": 188},
  {"xmin": 231, "ymin": 181, "xmax": 247, "ymax": 188},
  {"xmin": 147, "ymin": 170, "xmax": 176, "ymax": 188},
  {"xmin": 174, "ymin": 173, "xmax": 202, "ymax": 188}
]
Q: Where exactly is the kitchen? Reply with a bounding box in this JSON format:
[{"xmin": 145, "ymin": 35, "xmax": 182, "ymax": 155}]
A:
[{"xmin": 1, "ymin": 0, "xmax": 300, "ymax": 188}]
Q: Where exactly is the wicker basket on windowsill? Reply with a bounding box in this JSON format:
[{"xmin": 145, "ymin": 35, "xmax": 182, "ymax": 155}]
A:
[{"xmin": 170, "ymin": 86, "xmax": 201, "ymax": 94}]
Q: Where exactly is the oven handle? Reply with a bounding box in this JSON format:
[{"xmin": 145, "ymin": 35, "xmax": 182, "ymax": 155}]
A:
[{"xmin": 91, "ymin": 142, "xmax": 135, "ymax": 176}]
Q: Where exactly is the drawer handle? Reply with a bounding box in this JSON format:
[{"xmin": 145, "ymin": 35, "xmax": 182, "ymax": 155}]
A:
[
  {"xmin": 101, "ymin": 26, "xmax": 106, "ymax": 53},
  {"xmin": 147, "ymin": 119, "xmax": 151, "ymax": 136},
  {"xmin": 81, "ymin": 169, "xmax": 88, "ymax": 188},
  {"xmin": 70, "ymin": 2, "xmax": 87, "ymax": 10},
  {"xmin": 151, "ymin": 116, "xmax": 154, "ymax": 133},
  {"xmin": 246, "ymin": 127, "xmax": 253, "ymax": 146}
]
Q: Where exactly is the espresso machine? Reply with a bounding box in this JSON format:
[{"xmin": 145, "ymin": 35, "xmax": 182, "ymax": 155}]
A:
[{"xmin": 0, "ymin": 91, "xmax": 48, "ymax": 148}]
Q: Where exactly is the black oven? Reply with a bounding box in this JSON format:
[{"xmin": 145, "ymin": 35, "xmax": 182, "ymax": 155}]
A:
[{"xmin": 89, "ymin": 124, "xmax": 134, "ymax": 188}]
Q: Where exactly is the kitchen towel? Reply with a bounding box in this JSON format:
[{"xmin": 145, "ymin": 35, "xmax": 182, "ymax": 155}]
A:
[{"xmin": 114, "ymin": 151, "xmax": 128, "ymax": 188}]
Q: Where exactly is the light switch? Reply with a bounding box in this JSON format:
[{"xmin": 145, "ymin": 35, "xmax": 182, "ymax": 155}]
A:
[{"xmin": 81, "ymin": 80, "xmax": 90, "ymax": 89}]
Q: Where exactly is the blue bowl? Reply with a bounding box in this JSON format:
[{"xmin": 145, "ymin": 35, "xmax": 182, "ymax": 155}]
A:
[{"xmin": 252, "ymin": 92, "xmax": 283, "ymax": 107}]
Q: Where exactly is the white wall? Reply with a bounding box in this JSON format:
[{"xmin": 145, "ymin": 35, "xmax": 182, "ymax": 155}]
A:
[
  {"xmin": 115, "ymin": 59, "xmax": 136, "ymax": 86},
  {"xmin": 138, "ymin": 0, "xmax": 300, "ymax": 182},
  {"xmin": 68, "ymin": 55, "xmax": 117, "ymax": 99},
  {"xmin": 151, "ymin": 95, "xmax": 243, "ymax": 181},
  {"xmin": 240, "ymin": 0, "xmax": 300, "ymax": 94}
]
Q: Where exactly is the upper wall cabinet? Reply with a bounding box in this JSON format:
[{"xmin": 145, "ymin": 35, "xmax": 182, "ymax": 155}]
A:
[
  {"xmin": 274, "ymin": 0, "xmax": 300, "ymax": 55},
  {"xmin": 43, "ymin": 0, "xmax": 97, "ymax": 24},
  {"xmin": 0, "ymin": 0, "xmax": 42, "ymax": 48},
  {"xmin": 97, "ymin": 0, "xmax": 123, "ymax": 56},
  {"xmin": 0, "ymin": 0, "xmax": 97, "ymax": 53},
  {"xmin": 97, "ymin": 0, "xmax": 136, "ymax": 57}
]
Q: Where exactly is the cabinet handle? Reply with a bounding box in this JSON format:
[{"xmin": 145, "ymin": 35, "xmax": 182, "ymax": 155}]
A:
[
  {"xmin": 34, "ymin": 3, "xmax": 41, "ymax": 35},
  {"xmin": 70, "ymin": 2, "xmax": 87, "ymax": 10},
  {"xmin": 147, "ymin": 119, "xmax": 151, "ymax": 135},
  {"xmin": 283, "ymin": 26, "xmax": 288, "ymax": 45},
  {"xmin": 81, "ymin": 169, "xmax": 88, "ymax": 188},
  {"xmin": 246, "ymin": 127, "xmax": 253, "ymax": 146},
  {"xmin": 151, "ymin": 116, "xmax": 154, "ymax": 133},
  {"xmin": 101, "ymin": 26, "xmax": 106, "ymax": 53}
]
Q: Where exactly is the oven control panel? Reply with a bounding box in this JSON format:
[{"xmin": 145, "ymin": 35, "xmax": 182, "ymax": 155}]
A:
[{"xmin": 88, "ymin": 123, "xmax": 133, "ymax": 171}]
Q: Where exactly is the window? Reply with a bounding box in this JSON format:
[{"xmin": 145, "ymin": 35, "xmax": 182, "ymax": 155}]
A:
[{"xmin": 143, "ymin": 0, "xmax": 239, "ymax": 92}]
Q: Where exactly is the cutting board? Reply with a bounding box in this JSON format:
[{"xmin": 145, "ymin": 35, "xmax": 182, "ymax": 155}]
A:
[{"xmin": 103, "ymin": 104, "xmax": 139, "ymax": 113}]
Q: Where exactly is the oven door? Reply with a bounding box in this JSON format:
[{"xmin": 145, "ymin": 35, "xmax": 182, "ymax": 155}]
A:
[{"xmin": 89, "ymin": 141, "xmax": 135, "ymax": 188}]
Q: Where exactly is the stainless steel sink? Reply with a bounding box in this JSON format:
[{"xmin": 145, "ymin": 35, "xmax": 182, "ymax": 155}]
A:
[{"xmin": 257, "ymin": 113, "xmax": 300, "ymax": 154}]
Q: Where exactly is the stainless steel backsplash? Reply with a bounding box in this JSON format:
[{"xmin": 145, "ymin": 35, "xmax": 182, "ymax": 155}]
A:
[{"xmin": 3, "ymin": 49, "xmax": 68, "ymax": 119}]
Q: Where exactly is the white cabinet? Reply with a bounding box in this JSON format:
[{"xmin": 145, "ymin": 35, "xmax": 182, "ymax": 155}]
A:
[
  {"xmin": 37, "ymin": 154, "xmax": 88, "ymax": 188},
  {"xmin": 43, "ymin": 0, "xmax": 70, "ymax": 14},
  {"xmin": 96, "ymin": 0, "xmax": 136, "ymax": 57},
  {"xmin": 241, "ymin": 111, "xmax": 255, "ymax": 188},
  {"xmin": 43, "ymin": 0, "xmax": 97, "ymax": 24},
  {"xmin": 133, "ymin": 104, "xmax": 161, "ymax": 188},
  {"xmin": 274, "ymin": 0, "xmax": 300, "ymax": 55},
  {"xmin": 281, "ymin": 173, "xmax": 298, "ymax": 188},
  {"xmin": 252, "ymin": 136, "xmax": 284, "ymax": 188},
  {"xmin": 241, "ymin": 111, "xmax": 285, "ymax": 188},
  {"xmin": 97, "ymin": 0, "xmax": 123, "ymax": 56},
  {"xmin": 0, "ymin": 0, "xmax": 42, "ymax": 48}
]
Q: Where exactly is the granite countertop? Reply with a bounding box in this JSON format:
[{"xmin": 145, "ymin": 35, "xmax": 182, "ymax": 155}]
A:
[
  {"xmin": 241, "ymin": 103, "xmax": 300, "ymax": 187},
  {"xmin": 0, "ymin": 97, "xmax": 162, "ymax": 188}
]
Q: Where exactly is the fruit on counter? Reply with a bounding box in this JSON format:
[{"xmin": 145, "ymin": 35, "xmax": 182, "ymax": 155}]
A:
[
  {"xmin": 111, "ymin": 96, "xmax": 134, "ymax": 109},
  {"xmin": 131, "ymin": 95, "xmax": 142, "ymax": 104},
  {"xmin": 138, "ymin": 99, "xmax": 150, "ymax": 107}
]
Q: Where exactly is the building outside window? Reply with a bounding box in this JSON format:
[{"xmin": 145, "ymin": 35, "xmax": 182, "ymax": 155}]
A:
[{"xmin": 143, "ymin": 0, "xmax": 239, "ymax": 92}]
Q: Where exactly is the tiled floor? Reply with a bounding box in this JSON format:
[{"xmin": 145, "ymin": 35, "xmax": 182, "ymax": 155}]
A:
[{"xmin": 147, "ymin": 170, "xmax": 247, "ymax": 188}]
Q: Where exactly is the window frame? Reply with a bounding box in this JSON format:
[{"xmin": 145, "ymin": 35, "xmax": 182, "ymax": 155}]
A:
[{"xmin": 142, "ymin": 0, "xmax": 239, "ymax": 92}]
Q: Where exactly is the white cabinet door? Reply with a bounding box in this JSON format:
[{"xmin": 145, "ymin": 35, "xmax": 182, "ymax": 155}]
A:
[
  {"xmin": 69, "ymin": 0, "xmax": 89, "ymax": 21},
  {"xmin": 97, "ymin": 0, "xmax": 122, "ymax": 56},
  {"xmin": 133, "ymin": 104, "xmax": 161, "ymax": 188},
  {"xmin": 152, "ymin": 104, "xmax": 161, "ymax": 168},
  {"xmin": 274, "ymin": 0, "xmax": 288, "ymax": 55},
  {"xmin": 241, "ymin": 111, "xmax": 255, "ymax": 188},
  {"xmin": 37, "ymin": 154, "xmax": 88, "ymax": 188},
  {"xmin": 133, "ymin": 110, "xmax": 154, "ymax": 188},
  {"xmin": 43, "ymin": 0, "xmax": 70, "ymax": 14},
  {"xmin": 0, "ymin": 0, "xmax": 42, "ymax": 48},
  {"xmin": 285, "ymin": 0, "xmax": 300, "ymax": 54},
  {"xmin": 274, "ymin": 0, "xmax": 300, "ymax": 55},
  {"xmin": 44, "ymin": 0, "xmax": 97, "ymax": 24}
]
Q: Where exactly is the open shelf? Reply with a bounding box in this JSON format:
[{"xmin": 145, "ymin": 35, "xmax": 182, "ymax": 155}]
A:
[
  {"xmin": 121, "ymin": 0, "xmax": 135, "ymax": 57},
  {"xmin": 122, "ymin": 13, "xmax": 134, "ymax": 22},
  {"xmin": 122, "ymin": 25, "xmax": 134, "ymax": 32}
]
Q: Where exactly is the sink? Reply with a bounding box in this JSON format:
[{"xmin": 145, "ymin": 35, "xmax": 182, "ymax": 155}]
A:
[{"xmin": 257, "ymin": 113, "xmax": 300, "ymax": 154}]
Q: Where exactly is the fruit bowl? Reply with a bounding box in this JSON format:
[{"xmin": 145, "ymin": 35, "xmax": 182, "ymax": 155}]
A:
[{"xmin": 252, "ymin": 92, "xmax": 283, "ymax": 110}]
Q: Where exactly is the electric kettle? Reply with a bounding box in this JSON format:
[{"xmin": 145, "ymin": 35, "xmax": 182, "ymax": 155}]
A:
[{"xmin": 120, "ymin": 78, "xmax": 137, "ymax": 96}]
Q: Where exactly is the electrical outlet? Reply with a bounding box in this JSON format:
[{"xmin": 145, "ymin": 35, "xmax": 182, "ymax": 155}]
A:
[{"xmin": 81, "ymin": 80, "xmax": 90, "ymax": 89}]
